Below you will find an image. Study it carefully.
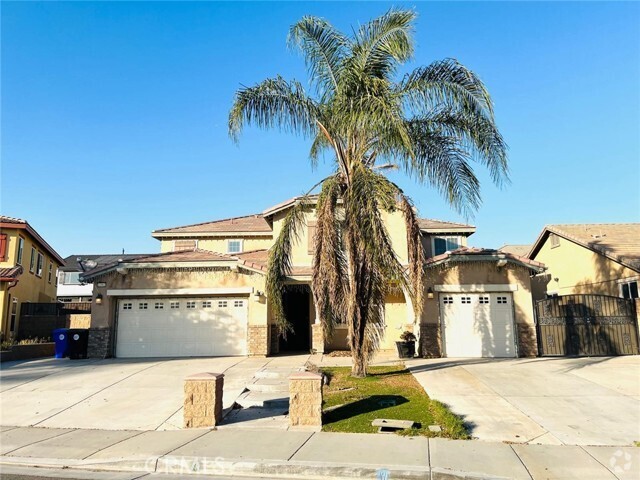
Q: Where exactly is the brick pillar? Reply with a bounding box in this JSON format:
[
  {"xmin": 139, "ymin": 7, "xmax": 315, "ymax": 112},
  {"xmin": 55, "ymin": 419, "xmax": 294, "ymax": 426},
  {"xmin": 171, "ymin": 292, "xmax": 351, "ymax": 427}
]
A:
[
  {"xmin": 311, "ymin": 323, "xmax": 324, "ymax": 354},
  {"xmin": 87, "ymin": 327, "xmax": 112, "ymax": 358},
  {"xmin": 184, "ymin": 373, "xmax": 224, "ymax": 428},
  {"xmin": 289, "ymin": 372, "xmax": 322, "ymax": 430},
  {"xmin": 247, "ymin": 325, "xmax": 268, "ymax": 356},
  {"xmin": 419, "ymin": 324, "xmax": 441, "ymax": 357},
  {"xmin": 517, "ymin": 323, "xmax": 538, "ymax": 357}
]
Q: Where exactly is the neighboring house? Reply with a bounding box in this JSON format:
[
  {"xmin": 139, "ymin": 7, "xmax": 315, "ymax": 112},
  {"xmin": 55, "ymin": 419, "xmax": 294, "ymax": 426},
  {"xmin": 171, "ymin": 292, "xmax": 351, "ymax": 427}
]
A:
[
  {"xmin": 528, "ymin": 224, "xmax": 640, "ymax": 300},
  {"xmin": 0, "ymin": 216, "xmax": 64, "ymax": 338},
  {"xmin": 499, "ymin": 244, "xmax": 531, "ymax": 257},
  {"xmin": 58, "ymin": 254, "xmax": 144, "ymax": 303},
  {"xmin": 81, "ymin": 196, "xmax": 544, "ymax": 359}
]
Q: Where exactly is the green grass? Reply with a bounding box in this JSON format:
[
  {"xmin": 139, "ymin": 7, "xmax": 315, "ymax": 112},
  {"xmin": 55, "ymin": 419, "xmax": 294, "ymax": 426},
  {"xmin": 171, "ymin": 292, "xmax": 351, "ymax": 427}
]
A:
[{"xmin": 321, "ymin": 365, "xmax": 469, "ymax": 439}]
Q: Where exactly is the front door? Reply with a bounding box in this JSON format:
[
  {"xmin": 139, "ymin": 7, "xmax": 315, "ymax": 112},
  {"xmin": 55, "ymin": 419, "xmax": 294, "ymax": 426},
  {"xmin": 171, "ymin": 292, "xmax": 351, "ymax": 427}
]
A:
[{"xmin": 279, "ymin": 287, "xmax": 311, "ymax": 352}]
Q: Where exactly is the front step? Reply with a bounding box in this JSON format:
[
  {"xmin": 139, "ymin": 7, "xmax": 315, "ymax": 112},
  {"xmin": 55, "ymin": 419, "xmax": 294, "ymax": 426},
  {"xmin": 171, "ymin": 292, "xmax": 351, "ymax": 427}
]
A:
[
  {"xmin": 235, "ymin": 390, "xmax": 289, "ymax": 409},
  {"xmin": 247, "ymin": 377, "xmax": 290, "ymax": 393},
  {"xmin": 253, "ymin": 367, "xmax": 304, "ymax": 380}
]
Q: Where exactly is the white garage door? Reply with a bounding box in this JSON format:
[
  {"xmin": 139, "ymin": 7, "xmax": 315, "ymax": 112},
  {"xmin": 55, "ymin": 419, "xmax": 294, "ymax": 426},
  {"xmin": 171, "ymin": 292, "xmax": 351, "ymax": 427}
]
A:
[
  {"xmin": 116, "ymin": 297, "xmax": 248, "ymax": 358},
  {"xmin": 441, "ymin": 293, "xmax": 516, "ymax": 358}
]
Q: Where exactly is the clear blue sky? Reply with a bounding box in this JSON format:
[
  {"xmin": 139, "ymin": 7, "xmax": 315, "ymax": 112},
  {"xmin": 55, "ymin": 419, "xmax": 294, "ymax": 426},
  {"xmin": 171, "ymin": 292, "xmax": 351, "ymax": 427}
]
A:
[{"xmin": 2, "ymin": 1, "xmax": 639, "ymax": 257}]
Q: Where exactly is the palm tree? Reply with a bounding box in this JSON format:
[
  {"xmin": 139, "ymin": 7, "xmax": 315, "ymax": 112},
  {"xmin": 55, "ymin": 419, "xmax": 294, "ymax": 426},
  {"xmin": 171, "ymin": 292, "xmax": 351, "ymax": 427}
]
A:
[{"xmin": 229, "ymin": 9, "xmax": 508, "ymax": 377}]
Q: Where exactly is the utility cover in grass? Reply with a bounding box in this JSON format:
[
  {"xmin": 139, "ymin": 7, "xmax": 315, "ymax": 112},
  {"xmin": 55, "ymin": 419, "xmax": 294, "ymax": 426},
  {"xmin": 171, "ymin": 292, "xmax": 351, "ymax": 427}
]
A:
[{"xmin": 321, "ymin": 365, "xmax": 469, "ymax": 439}]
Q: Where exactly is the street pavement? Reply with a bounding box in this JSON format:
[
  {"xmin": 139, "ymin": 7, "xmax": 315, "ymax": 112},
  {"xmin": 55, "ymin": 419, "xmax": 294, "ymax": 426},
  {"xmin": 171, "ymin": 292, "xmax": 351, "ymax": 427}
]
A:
[{"xmin": 1, "ymin": 425, "xmax": 638, "ymax": 480}]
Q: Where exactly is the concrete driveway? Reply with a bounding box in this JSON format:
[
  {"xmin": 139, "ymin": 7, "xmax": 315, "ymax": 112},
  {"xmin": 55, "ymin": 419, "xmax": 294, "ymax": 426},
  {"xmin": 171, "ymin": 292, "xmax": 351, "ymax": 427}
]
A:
[
  {"xmin": 0, "ymin": 355, "xmax": 308, "ymax": 431},
  {"xmin": 408, "ymin": 356, "xmax": 640, "ymax": 446}
]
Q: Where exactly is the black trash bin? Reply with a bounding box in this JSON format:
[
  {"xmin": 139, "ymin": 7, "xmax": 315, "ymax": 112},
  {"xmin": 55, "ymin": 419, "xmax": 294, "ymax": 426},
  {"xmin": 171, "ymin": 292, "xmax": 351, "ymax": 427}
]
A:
[{"xmin": 67, "ymin": 329, "xmax": 89, "ymax": 359}]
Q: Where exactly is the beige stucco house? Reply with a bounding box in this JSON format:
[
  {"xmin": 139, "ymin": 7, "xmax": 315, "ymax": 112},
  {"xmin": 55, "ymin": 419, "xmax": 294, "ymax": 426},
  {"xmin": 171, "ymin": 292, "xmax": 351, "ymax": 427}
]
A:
[
  {"xmin": 82, "ymin": 196, "xmax": 544, "ymax": 359},
  {"xmin": 528, "ymin": 224, "xmax": 640, "ymax": 300}
]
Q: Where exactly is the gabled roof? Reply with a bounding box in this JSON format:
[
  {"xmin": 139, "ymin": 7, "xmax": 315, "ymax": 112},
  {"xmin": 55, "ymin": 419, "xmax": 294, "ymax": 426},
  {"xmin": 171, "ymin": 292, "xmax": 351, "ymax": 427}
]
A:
[
  {"xmin": 61, "ymin": 254, "xmax": 147, "ymax": 272},
  {"xmin": 418, "ymin": 218, "xmax": 476, "ymax": 234},
  {"xmin": 152, "ymin": 214, "xmax": 272, "ymax": 238},
  {"xmin": 0, "ymin": 265, "xmax": 23, "ymax": 282},
  {"xmin": 425, "ymin": 246, "xmax": 545, "ymax": 273},
  {"xmin": 528, "ymin": 224, "xmax": 640, "ymax": 272},
  {"xmin": 261, "ymin": 195, "xmax": 319, "ymax": 217},
  {"xmin": 499, "ymin": 244, "xmax": 531, "ymax": 257},
  {"xmin": 0, "ymin": 216, "xmax": 64, "ymax": 264},
  {"xmin": 81, "ymin": 249, "xmax": 236, "ymax": 280}
]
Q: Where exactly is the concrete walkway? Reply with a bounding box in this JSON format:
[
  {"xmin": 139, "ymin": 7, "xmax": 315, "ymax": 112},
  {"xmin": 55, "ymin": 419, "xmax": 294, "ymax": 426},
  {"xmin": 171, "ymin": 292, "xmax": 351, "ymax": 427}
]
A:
[
  {"xmin": 0, "ymin": 425, "xmax": 638, "ymax": 480},
  {"xmin": 407, "ymin": 356, "xmax": 640, "ymax": 446}
]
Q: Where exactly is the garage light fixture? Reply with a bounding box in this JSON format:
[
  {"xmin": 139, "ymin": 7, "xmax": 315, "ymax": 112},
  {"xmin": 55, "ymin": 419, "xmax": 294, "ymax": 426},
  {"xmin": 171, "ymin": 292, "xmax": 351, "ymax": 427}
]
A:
[
  {"xmin": 95, "ymin": 293, "xmax": 103, "ymax": 305},
  {"xmin": 427, "ymin": 287, "xmax": 434, "ymax": 299}
]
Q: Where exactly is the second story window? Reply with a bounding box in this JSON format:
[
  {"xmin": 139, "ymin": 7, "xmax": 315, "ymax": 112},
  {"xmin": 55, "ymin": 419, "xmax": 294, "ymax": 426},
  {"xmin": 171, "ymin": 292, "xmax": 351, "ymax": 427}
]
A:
[
  {"xmin": 30, "ymin": 247, "xmax": 36, "ymax": 273},
  {"xmin": 36, "ymin": 252, "xmax": 44, "ymax": 277},
  {"xmin": 433, "ymin": 236, "xmax": 461, "ymax": 256},
  {"xmin": 16, "ymin": 237, "xmax": 24, "ymax": 265},
  {"xmin": 62, "ymin": 272, "xmax": 82, "ymax": 285},
  {"xmin": 48, "ymin": 262, "xmax": 53, "ymax": 283},
  {"xmin": 227, "ymin": 239, "xmax": 243, "ymax": 254}
]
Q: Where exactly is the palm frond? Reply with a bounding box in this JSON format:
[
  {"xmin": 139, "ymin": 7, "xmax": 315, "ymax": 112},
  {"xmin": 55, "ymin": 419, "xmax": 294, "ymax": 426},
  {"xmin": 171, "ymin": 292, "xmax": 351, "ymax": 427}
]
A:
[
  {"xmin": 229, "ymin": 76, "xmax": 320, "ymax": 142},
  {"xmin": 265, "ymin": 197, "xmax": 309, "ymax": 334},
  {"xmin": 312, "ymin": 176, "xmax": 348, "ymax": 340},
  {"xmin": 398, "ymin": 58, "xmax": 495, "ymax": 120},
  {"xmin": 288, "ymin": 16, "xmax": 349, "ymax": 99}
]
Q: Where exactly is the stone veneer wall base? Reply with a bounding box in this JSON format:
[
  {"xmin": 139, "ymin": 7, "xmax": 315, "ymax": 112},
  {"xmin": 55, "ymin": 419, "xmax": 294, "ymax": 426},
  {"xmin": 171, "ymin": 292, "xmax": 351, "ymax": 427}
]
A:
[
  {"xmin": 419, "ymin": 324, "xmax": 441, "ymax": 358},
  {"xmin": 87, "ymin": 327, "xmax": 112, "ymax": 358}
]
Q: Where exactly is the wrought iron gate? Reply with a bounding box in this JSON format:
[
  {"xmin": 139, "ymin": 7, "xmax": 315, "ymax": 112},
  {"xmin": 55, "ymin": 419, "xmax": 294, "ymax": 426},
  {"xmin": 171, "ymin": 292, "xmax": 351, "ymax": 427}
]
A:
[{"xmin": 536, "ymin": 294, "xmax": 639, "ymax": 356}]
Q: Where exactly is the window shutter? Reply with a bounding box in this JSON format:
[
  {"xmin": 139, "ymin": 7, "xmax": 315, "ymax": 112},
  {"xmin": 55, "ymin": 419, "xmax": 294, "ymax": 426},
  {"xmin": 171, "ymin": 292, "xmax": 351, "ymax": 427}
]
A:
[
  {"xmin": 307, "ymin": 221, "xmax": 316, "ymax": 255},
  {"xmin": 174, "ymin": 239, "xmax": 196, "ymax": 252},
  {"xmin": 0, "ymin": 234, "xmax": 7, "ymax": 261}
]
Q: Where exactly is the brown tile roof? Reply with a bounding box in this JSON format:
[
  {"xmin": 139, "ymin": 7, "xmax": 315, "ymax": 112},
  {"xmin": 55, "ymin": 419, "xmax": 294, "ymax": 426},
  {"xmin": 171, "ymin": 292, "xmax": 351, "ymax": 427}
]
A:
[
  {"xmin": 235, "ymin": 250, "xmax": 311, "ymax": 276},
  {"xmin": 81, "ymin": 249, "xmax": 235, "ymax": 279},
  {"xmin": 0, "ymin": 265, "xmax": 23, "ymax": 281},
  {"xmin": 530, "ymin": 224, "xmax": 640, "ymax": 271},
  {"xmin": 499, "ymin": 244, "xmax": 531, "ymax": 257},
  {"xmin": 262, "ymin": 195, "xmax": 319, "ymax": 217},
  {"xmin": 152, "ymin": 214, "xmax": 271, "ymax": 236},
  {"xmin": 0, "ymin": 216, "xmax": 64, "ymax": 264},
  {"xmin": 0, "ymin": 216, "xmax": 27, "ymax": 225},
  {"xmin": 425, "ymin": 246, "xmax": 545, "ymax": 272},
  {"xmin": 418, "ymin": 218, "xmax": 475, "ymax": 233}
]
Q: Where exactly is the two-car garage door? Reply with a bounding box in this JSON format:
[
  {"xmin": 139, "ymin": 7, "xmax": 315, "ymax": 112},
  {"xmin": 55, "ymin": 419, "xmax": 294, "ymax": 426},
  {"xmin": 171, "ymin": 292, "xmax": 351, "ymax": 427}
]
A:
[
  {"xmin": 441, "ymin": 293, "xmax": 516, "ymax": 357},
  {"xmin": 116, "ymin": 297, "xmax": 248, "ymax": 358}
]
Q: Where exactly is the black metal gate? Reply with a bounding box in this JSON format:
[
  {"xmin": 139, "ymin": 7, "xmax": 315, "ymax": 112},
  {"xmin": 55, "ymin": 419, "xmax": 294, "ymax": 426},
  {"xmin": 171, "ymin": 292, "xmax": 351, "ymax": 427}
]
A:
[{"xmin": 536, "ymin": 294, "xmax": 639, "ymax": 356}]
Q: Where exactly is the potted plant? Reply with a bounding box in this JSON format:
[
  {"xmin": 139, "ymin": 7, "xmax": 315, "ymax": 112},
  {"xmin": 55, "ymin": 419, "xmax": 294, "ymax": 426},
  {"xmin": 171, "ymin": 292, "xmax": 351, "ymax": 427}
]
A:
[{"xmin": 396, "ymin": 331, "xmax": 416, "ymax": 358}]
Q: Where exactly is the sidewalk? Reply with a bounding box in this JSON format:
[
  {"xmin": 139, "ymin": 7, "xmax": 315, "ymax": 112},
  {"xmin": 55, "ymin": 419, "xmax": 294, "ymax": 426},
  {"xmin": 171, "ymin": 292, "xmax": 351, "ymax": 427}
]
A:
[{"xmin": 1, "ymin": 426, "xmax": 637, "ymax": 480}]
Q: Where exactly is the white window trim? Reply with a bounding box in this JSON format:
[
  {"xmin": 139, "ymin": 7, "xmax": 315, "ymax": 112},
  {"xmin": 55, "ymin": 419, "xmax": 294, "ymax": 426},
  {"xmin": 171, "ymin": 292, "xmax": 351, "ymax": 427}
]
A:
[
  {"xmin": 16, "ymin": 236, "xmax": 24, "ymax": 265},
  {"xmin": 227, "ymin": 239, "xmax": 244, "ymax": 254},
  {"xmin": 29, "ymin": 247, "xmax": 36, "ymax": 273},
  {"xmin": 431, "ymin": 235, "xmax": 461, "ymax": 256},
  {"xmin": 618, "ymin": 279, "xmax": 639, "ymax": 299}
]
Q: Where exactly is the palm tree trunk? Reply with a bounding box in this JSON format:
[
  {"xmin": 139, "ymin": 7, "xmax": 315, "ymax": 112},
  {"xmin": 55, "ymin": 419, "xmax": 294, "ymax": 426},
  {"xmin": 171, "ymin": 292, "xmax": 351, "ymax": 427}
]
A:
[{"xmin": 346, "ymin": 229, "xmax": 368, "ymax": 378}]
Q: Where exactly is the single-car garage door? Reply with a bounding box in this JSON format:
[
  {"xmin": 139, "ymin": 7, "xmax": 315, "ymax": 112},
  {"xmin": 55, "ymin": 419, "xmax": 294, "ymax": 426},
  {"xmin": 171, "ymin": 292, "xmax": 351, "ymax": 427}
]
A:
[
  {"xmin": 441, "ymin": 293, "xmax": 516, "ymax": 357},
  {"xmin": 116, "ymin": 297, "xmax": 248, "ymax": 357}
]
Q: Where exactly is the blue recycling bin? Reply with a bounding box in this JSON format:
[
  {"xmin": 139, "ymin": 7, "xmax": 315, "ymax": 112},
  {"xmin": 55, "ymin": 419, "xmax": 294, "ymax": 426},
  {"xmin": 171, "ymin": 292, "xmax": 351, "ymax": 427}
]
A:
[{"xmin": 53, "ymin": 328, "xmax": 70, "ymax": 358}]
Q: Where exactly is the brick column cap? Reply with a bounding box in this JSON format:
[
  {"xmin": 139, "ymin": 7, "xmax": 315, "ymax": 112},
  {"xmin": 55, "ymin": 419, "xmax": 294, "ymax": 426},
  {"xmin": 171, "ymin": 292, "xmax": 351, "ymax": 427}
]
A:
[
  {"xmin": 186, "ymin": 372, "xmax": 224, "ymax": 380},
  {"xmin": 289, "ymin": 371, "xmax": 322, "ymax": 381}
]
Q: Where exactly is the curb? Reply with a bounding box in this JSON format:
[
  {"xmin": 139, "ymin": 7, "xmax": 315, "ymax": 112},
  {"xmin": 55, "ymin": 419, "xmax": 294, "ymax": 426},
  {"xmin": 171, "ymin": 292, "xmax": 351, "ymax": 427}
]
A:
[{"xmin": 0, "ymin": 455, "xmax": 516, "ymax": 480}]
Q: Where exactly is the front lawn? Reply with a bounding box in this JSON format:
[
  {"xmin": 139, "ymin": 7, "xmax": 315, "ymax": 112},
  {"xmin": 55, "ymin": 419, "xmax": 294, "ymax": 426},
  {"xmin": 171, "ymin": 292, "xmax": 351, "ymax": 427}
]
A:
[{"xmin": 321, "ymin": 365, "xmax": 469, "ymax": 439}]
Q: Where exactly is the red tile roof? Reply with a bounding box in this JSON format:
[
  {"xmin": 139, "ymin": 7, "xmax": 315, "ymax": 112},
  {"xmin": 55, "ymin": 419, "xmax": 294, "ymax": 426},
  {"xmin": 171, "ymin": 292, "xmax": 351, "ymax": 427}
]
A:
[
  {"xmin": 152, "ymin": 215, "xmax": 272, "ymax": 236},
  {"xmin": 0, "ymin": 265, "xmax": 23, "ymax": 281},
  {"xmin": 425, "ymin": 246, "xmax": 545, "ymax": 272},
  {"xmin": 235, "ymin": 250, "xmax": 311, "ymax": 276},
  {"xmin": 0, "ymin": 216, "xmax": 64, "ymax": 264}
]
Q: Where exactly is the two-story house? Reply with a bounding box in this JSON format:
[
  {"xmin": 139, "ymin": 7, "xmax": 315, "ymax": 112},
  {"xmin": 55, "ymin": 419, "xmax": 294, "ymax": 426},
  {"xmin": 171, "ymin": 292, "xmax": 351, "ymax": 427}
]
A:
[
  {"xmin": 528, "ymin": 224, "xmax": 640, "ymax": 300},
  {"xmin": 81, "ymin": 196, "xmax": 544, "ymax": 359},
  {"xmin": 0, "ymin": 216, "xmax": 64, "ymax": 338}
]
